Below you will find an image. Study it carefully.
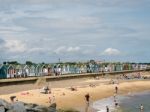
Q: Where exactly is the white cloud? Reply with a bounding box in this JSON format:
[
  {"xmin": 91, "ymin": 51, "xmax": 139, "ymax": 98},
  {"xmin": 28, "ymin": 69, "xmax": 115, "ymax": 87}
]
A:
[
  {"xmin": 67, "ymin": 46, "xmax": 80, "ymax": 52},
  {"xmin": 102, "ymin": 48, "xmax": 121, "ymax": 55},
  {"xmin": 4, "ymin": 40, "xmax": 27, "ymax": 53},
  {"xmin": 28, "ymin": 48, "xmax": 44, "ymax": 53},
  {"xmin": 54, "ymin": 46, "xmax": 80, "ymax": 54},
  {"xmin": 0, "ymin": 26, "xmax": 27, "ymax": 34}
]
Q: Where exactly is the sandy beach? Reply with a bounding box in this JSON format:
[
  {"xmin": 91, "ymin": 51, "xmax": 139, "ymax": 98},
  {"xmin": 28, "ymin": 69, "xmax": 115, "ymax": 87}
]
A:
[{"xmin": 0, "ymin": 71, "xmax": 150, "ymax": 111}]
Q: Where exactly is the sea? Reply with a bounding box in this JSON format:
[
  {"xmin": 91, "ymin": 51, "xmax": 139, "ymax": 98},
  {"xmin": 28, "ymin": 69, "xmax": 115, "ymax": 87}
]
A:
[{"xmin": 92, "ymin": 91, "xmax": 150, "ymax": 112}]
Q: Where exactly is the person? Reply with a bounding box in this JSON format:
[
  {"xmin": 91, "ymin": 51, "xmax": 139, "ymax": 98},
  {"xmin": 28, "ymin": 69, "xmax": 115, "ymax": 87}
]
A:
[
  {"xmin": 85, "ymin": 93, "xmax": 90, "ymax": 112},
  {"xmin": 113, "ymin": 93, "xmax": 116, "ymax": 101},
  {"xmin": 140, "ymin": 104, "xmax": 144, "ymax": 112},
  {"xmin": 70, "ymin": 86, "xmax": 77, "ymax": 91},
  {"xmin": 40, "ymin": 86, "xmax": 51, "ymax": 94},
  {"xmin": 10, "ymin": 96, "xmax": 17, "ymax": 103},
  {"xmin": 115, "ymin": 86, "xmax": 118, "ymax": 94},
  {"xmin": 106, "ymin": 106, "xmax": 109, "ymax": 112},
  {"xmin": 49, "ymin": 95, "xmax": 55, "ymax": 104},
  {"xmin": 114, "ymin": 100, "xmax": 119, "ymax": 107}
]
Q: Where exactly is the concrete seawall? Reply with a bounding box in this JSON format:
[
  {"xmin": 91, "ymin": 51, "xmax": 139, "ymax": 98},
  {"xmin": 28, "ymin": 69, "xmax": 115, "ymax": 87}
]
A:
[{"xmin": 0, "ymin": 69, "xmax": 148, "ymax": 87}]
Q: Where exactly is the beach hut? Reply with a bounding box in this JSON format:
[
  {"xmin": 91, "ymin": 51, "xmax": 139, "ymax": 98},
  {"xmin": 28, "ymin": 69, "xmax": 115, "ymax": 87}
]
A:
[
  {"xmin": 61, "ymin": 64, "xmax": 70, "ymax": 74},
  {"xmin": 7, "ymin": 65, "xmax": 16, "ymax": 78},
  {"xmin": 79, "ymin": 64, "xmax": 86, "ymax": 73},
  {"xmin": 0, "ymin": 64, "xmax": 7, "ymax": 79},
  {"xmin": 41, "ymin": 64, "xmax": 49, "ymax": 76},
  {"xmin": 22, "ymin": 65, "xmax": 30, "ymax": 77},
  {"xmin": 14, "ymin": 64, "xmax": 23, "ymax": 77},
  {"xmin": 35, "ymin": 64, "xmax": 42, "ymax": 76},
  {"xmin": 61, "ymin": 64, "xmax": 68, "ymax": 74},
  {"xmin": 47, "ymin": 64, "xmax": 53, "ymax": 76},
  {"xmin": 29, "ymin": 64, "xmax": 37, "ymax": 76},
  {"xmin": 114, "ymin": 63, "xmax": 123, "ymax": 71},
  {"xmin": 123, "ymin": 64, "xmax": 129, "ymax": 70},
  {"xmin": 36, "ymin": 64, "xmax": 49, "ymax": 76}
]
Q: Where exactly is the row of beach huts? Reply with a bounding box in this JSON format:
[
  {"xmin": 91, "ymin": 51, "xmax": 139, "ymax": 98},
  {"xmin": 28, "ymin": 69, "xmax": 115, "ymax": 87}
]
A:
[{"xmin": 0, "ymin": 62, "xmax": 148, "ymax": 79}]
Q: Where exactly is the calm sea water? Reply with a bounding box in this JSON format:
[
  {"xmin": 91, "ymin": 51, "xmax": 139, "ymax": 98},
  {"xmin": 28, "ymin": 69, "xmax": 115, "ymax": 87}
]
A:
[{"xmin": 92, "ymin": 91, "xmax": 150, "ymax": 112}]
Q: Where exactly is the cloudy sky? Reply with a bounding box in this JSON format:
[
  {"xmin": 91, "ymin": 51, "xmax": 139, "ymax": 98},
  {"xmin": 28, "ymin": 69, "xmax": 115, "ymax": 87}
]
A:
[{"xmin": 0, "ymin": 0, "xmax": 150, "ymax": 63}]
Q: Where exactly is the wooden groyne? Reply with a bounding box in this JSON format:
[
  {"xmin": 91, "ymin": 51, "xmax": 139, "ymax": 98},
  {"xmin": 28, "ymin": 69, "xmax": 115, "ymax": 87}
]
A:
[{"xmin": 0, "ymin": 69, "xmax": 149, "ymax": 87}]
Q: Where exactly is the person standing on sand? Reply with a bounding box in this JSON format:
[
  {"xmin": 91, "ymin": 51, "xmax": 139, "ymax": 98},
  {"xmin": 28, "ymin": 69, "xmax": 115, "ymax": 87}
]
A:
[
  {"xmin": 106, "ymin": 106, "xmax": 109, "ymax": 112},
  {"xmin": 115, "ymin": 86, "xmax": 118, "ymax": 94},
  {"xmin": 85, "ymin": 93, "xmax": 90, "ymax": 112}
]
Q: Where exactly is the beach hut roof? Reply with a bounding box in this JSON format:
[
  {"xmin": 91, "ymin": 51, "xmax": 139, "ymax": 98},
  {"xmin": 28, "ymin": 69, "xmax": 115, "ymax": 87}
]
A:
[
  {"xmin": 28, "ymin": 64, "xmax": 37, "ymax": 68},
  {"xmin": 21, "ymin": 64, "xmax": 30, "ymax": 69},
  {"xmin": 0, "ymin": 64, "xmax": 8, "ymax": 70}
]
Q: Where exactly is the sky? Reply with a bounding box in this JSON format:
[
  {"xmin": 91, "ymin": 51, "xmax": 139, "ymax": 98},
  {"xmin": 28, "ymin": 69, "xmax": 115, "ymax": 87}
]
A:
[{"xmin": 0, "ymin": 0, "xmax": 150, "ymax": 63}]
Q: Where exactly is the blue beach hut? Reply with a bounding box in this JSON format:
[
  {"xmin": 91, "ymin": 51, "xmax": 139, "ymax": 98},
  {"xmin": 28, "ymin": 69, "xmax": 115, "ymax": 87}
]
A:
[{"xmin": 0, "ymin": 64, "xmax": 7, "ymax": 79}]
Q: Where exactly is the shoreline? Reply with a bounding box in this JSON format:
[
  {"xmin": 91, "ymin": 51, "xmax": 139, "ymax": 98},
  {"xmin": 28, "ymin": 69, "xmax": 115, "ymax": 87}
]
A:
[
  {"xmin": 0, "ymin": 72, "xmax": 150, "ymax": 111},
  {"xmin": 92, "ymin": 90, "xmax": 150, "ymax": 112}
]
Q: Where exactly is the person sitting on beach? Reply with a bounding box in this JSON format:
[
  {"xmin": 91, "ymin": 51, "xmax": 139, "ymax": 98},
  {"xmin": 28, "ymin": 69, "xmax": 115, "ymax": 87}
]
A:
[
  {"xmin": 110, "ymin": 79, "xmax": 115, "ymax": 84},
  {"xmin": 70, "ymin": 86, "xmax": 77, "ymax": 91},
  {"xmin": 95, "ymin": 76, "xmax": 100, "ymax": 80},
  {"xmin": 89, "ymin": 83, "xmax": 96, "ymax": 87},
  {"xmin": 40, "ymin": 86, "xmax": 51, "ymax": 94}
]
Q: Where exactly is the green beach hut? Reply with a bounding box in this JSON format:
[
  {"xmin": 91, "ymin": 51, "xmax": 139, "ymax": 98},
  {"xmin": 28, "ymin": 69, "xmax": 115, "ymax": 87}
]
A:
[{"xmin": 0, "ymin": 64, "xmax": 7, "ymax": 79}]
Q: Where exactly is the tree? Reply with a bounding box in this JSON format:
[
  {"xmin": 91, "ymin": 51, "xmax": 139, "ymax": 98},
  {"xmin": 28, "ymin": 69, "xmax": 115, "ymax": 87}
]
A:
[
  {"xmin": 26, "ymin": 61, "xmax": 33, "ymax": 65},
  {"xmin": 7, "ymin": 61, "xmax": 19, "ymax": 65}
]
